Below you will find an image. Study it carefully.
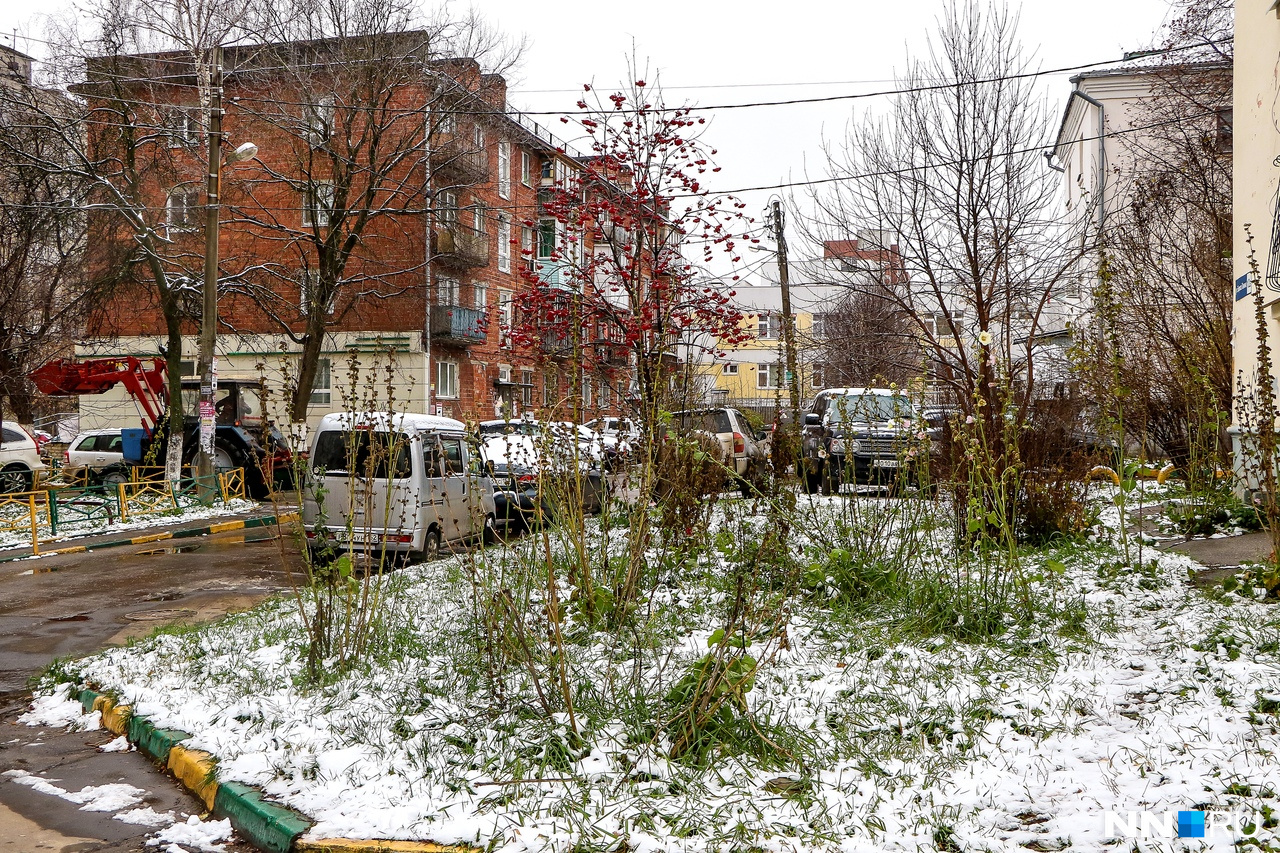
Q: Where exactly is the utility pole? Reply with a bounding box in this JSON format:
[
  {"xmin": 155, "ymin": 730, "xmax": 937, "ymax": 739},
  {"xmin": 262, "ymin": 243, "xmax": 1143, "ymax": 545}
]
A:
[
  {"xmin": 771, "ymin": 199, "xmax": 801, "ymax": 428},
  {"xmin": 195, "ymin": 46, "xmax": 224, "ymax": 504}
]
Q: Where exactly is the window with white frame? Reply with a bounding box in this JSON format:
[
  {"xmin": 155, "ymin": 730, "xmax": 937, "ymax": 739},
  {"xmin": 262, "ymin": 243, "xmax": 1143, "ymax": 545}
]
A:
[
  {"xmin": 436, "ymin": 360, "xmax": 458, "ymax": 399},
  {"xmin": 521, "ymin": 150, "xmax": 531, "ymax": 185},
  {"xmin": 811, "ymin": 364, "xmax": 825, "ymax": 389},
  {"xmin": 310, "ymin": 357, "xmax": 332, "ymax": 405},
  {"xmin": 520, "ymin": 368, "xmax": 534, "ymax": 406},
  {"xmin": 722, "ymin": 363, "xmax": 738, "ymax": 375},
  {"xmin": 473, "ymin": 202, "xmax": 487, "ymax": 234},
  {"xmin": 498, "ymin": 289, "xmax": 513, "ymax": 346},
  {"xmin": 473, "ymin": 281, "xmax": 488, "ymax": 310},
  {"xmin": 538, "ymin": 218, "xmax": 556, "ymax": 258},
  {"xmin": 810, "ymin": 313, "xmax": 827, "ymax": 338},
  {"xmin": 437, "ymin": 190, "xmax": 458, "ymax": 228},
  {"xmin": 497, "ymin": 213, "xmax": 511, "ymax": 272},
  {"xmin": 166, "ymin": 186, "xmax": 200, "ymax": 231},
  {"xmin": 472, "ymin": 124, "xmax": 484, "ymax": 153},
  {"xmin": 757, "ymin": 363, "xmax": 782, "ymax": 389},
  {"xmin": 521, "ymin": 225, "xmax": 535, "ymax": 269},
  {"xmin": 165, "ymin": 108, "xmax": 197, "ymax": 147},
  {"xmin": 599, "ymin": 381, "xmax": 611, "ymax": 407},
  {"xmin": 497, "ymin": 141, "xmax": 510, "ymax": 199},
  {"xmin": 436, "ymin": 276, "xmax": 459, "ymax": 306},
  {"xmin": 302, "ymin": 181, "xmax": 334, "ymax": 228},
  {"xmin": 498, "ymin": 364, "xmax": 511, "ymax": 384},
  {"xmin": 307, "ymin": 95, "xmax": 334, "ymax": 145},
  {"xmin": 757, "ymin": 313, "xmax": 777, "ymax": 340},
  {"xmin": 299, "ymin": 270, "xmax": 336, "ymax": 315}
]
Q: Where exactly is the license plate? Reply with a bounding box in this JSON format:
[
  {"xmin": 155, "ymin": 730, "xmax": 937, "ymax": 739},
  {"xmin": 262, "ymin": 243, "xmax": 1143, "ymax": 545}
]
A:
[{"xmin": 874, "ymin": 459, "xmax": 899, "ymax": 469}]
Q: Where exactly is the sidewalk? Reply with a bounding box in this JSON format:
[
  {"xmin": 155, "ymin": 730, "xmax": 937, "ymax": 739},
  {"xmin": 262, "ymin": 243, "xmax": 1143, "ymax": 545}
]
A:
[
  {"xmin": 0, "ymin": 506, "xmax": 299, "ymax": 564},
  {"xmin": 1162, "ymin": 529, "xmax": 1273, "ymax": 568}
]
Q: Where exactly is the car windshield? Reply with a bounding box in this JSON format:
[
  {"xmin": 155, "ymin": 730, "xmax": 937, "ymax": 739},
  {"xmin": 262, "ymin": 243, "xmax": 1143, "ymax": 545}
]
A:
[
  {"xmin": 480, "ymin": 420, "xmax": 541, "ymax": 436},
  {"xmin": 311, "ymin": 429, "xmax": 412, "ymax": 479},
  {"xmin": 677, "ymin": 410, "xmax": 733, "ymax": 435},
  {"xmin": 829, "ymin": 394, "xmax": 911, "ymax": 424}
]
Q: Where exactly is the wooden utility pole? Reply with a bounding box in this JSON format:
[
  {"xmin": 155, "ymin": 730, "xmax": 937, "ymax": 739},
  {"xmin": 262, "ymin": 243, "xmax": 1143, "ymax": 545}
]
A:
[{"xmin": 772, "ymin": 200, "xmax": 801, "ymax": 423}]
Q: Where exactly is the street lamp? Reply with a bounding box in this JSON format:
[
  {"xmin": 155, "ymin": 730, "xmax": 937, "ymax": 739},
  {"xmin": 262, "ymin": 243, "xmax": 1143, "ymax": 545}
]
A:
[{"xmin": 195, "ymin": 51, "xmax": 258, "ymax": 503}]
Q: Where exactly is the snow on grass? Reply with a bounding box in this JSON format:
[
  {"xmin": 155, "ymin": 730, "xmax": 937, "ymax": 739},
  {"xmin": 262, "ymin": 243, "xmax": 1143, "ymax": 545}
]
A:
[{"xmin": 29, "ymin": 496, "xmax": 1280, "ymax": 852}]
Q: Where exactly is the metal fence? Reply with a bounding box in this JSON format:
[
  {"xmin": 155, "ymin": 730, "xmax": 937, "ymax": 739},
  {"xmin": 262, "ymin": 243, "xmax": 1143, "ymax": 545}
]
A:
[{"xmin": 0, "ymin": 467, "xmax": 247, "ymax": 553}]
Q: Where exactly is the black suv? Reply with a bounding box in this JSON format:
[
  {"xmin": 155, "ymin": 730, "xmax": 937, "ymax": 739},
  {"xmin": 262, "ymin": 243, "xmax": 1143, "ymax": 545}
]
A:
[{"xmin": 800, "ymin": 388, "xmax": 928, "ymax": 493}]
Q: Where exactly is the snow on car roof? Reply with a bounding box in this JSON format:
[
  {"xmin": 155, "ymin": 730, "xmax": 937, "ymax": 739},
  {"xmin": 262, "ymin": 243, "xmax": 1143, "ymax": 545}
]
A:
[{"xmin": 315, "ymin": 411, "xmax": 466, "ymax": 433}]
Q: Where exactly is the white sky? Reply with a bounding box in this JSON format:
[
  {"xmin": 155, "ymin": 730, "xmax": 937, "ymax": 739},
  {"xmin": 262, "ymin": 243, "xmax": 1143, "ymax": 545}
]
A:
[{"xmin": 0, "ymin": 0, "xmax": 1176, "ymax": 276}]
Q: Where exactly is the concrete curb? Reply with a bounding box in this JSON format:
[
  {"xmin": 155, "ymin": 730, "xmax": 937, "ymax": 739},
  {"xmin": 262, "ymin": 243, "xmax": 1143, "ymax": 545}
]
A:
[
  {"xmin": 0, "ymin": 511, "xmax": 300, "ymax": 564},
  {"xmin": 75, "ymin": 685, "xmax": 468, "ymax": 853}
]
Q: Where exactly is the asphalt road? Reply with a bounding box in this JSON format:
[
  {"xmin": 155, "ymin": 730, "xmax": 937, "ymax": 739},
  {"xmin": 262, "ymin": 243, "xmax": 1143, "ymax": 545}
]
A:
[{"xmin": 0, "ymin": 529, "xmax": 301, "ymax": 852}]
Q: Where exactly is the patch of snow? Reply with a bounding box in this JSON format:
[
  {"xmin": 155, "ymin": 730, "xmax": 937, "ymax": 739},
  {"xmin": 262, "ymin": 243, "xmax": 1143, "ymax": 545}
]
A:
[
  {"xmin": 115, "ymin": 806, "xmax": 178, "ymax": 827},
  {"xmin": 100, "ymin": 734, "xmax": 133, "ymax": 752},
  {"xmin": 4, "ymin": 769, "xmax": 145, "ymax": 812},
  {"xmin": 146, "ymin": 815, "xmax": 233, "ymax": 852}
]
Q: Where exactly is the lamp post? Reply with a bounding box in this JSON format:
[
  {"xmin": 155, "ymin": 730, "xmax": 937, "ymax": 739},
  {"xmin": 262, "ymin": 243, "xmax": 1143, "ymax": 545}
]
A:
[{"xmin": 195, "ymin": 45, "xmax": 258, "ymax": 502}]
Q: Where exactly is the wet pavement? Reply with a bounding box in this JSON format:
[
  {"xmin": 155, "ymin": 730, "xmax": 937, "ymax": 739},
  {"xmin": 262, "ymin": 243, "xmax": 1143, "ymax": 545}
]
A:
[{"xmin": 0, "ymin": 528, "xmax": 300, "ymax": 852}]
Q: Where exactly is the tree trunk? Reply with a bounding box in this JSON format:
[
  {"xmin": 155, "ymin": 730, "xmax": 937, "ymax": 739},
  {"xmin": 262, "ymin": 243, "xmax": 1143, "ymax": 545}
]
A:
[
  {"xmin": 164, "ymin": 314, "xmax": 186, "ymax": 486},
  {"xmin": 291, "ymin": 325, "xmax": 325, "ymax": 423}
]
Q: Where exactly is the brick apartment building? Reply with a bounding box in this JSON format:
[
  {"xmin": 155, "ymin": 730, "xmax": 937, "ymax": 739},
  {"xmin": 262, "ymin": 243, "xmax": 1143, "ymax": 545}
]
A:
[{"xmin": 73, "ymin": 34, "xmax": 633, "ymax": 435}]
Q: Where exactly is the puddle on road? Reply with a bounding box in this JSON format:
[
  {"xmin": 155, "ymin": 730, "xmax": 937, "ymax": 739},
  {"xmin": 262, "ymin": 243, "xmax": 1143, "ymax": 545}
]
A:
[
  {"xmin": 136, "ymin": 544, "xmax": 202, "ymax": 556},
  {"xmin": 125, "ymin": 608, "xmax": 197, "ymax": 622},
  {"xmin": 142, "ymin": 590, "xmax": 182, "ymax": 602}
]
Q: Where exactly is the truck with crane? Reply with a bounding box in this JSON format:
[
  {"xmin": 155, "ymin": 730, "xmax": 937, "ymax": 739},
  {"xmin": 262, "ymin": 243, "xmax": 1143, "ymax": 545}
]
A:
[{"xmin": 28, "ymin": 356, "xmax": 290, "ymax": 498}]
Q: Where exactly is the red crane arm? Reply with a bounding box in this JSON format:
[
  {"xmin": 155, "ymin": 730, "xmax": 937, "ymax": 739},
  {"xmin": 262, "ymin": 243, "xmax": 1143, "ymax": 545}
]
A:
[{"xmin": 28, "ymin": 357, "xmax": 169, "ymax": 437}]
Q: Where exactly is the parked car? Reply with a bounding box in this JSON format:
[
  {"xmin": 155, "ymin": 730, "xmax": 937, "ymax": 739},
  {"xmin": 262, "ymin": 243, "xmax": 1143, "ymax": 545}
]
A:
[
  {"xmin": 481, "ymin": 432, "xmax": 605, "ymax": 531},
  {"xmin": 585, "ymin": 417, "xmax": 638, "ymax": 468},
  {"xmin": 0, "ymin": 423, "xmax": 47, "ymax": 493},
  {"xmin": 670, "ymin": 407, "xmax": 768, "ymax": 496},
  {"xmin": 63, "ymin": 429, "xmax": 128, "ymax": 485},
  {"xmin": 801, "ymin": 388, "xmax": 929, "ymax": 493},
  {"xmin": 302, "ymin": 412, "xmax": 497, "ymax": 561}
]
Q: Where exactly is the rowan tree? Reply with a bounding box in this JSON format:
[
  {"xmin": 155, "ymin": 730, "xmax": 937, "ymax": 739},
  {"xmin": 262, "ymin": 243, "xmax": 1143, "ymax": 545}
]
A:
[{"xmin": 511, "ymin": 77, "xmax": 755, "ymax": 436}]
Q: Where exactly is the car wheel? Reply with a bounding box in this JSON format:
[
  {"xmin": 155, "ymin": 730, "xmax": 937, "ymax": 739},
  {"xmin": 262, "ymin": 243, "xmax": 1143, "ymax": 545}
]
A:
[
  {"xmin": 0, "ymin": 465, "xmax": 32, "ymax": 494},
  {"xmin": 101, "ymin": 467, "xmax": 129, "ymax": 490},
  {"xmin": 822, "ymin": 462, "xmax": 842, "ymax": 496},
  {"xmin": 422, "ymin": 527, "xmax": 442, "ymax": 561}
]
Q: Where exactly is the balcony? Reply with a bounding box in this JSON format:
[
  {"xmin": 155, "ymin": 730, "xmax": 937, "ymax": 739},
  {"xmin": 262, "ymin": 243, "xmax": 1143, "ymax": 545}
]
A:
[
  {"xmin": 429, "ymin": 134, "xmax": 488, "ymax": 185},
  {"xmin": 533, "ymin": 259, "xmax": 576, "ymax": 290},
  {"xmin": 433, "ymin": 225, "xmax": 489, "ymax": 270},
  {"xmin": 429, "ymin": 304, "xmax": 487, "ymax": 345}
]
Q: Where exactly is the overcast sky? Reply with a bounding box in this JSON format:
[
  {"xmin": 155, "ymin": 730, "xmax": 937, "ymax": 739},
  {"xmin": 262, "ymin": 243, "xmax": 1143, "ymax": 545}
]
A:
[{"xmin": 0, "ymin": 0, "xmax": 1176, "ymax": 277}]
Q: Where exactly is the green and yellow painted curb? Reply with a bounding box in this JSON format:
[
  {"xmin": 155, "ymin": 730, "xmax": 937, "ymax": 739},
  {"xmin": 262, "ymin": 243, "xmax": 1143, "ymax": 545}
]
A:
[
  {"xmin": 75, "ymin": 686, "xmax": 465, "ymax": 853},
  {"xmin": 0, "ymin": 511, "xmax": 300, "ymax": 564}
]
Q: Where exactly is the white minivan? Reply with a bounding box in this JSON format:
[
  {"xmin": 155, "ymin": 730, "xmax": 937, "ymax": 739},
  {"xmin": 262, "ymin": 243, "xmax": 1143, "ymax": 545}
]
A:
[{"xmin": 302, "ymin": 412, "xmax": 498, "ymax": 560}]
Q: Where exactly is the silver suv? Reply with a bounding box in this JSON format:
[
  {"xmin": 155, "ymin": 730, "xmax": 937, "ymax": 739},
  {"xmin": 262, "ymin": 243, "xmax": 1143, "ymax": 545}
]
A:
[
  {"xmin": 0, "ymin": 423, "xmax": 47, "ymax": 493},
  {"xmin": 672, "ymin": 407, "xmax": 768, "ymax": 495}
]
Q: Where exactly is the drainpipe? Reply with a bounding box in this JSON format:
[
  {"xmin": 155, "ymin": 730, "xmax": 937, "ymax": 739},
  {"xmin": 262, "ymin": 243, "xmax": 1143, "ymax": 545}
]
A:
[{"xmin": 1069, "ymin": 87, "xmax": 1107, "ymax": 239}]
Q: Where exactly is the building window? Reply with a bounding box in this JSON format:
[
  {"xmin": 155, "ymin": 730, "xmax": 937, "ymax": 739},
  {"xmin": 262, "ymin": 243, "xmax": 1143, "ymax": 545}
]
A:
[
  {"xmin": 498, "ymin": 289, "xmax": 513, "ymax": 346},
  {"xmin": 307, "ymin": 95, "xmax": 334, "ymax": 145},
  {"xmin": 810, "ymin": 313, "xmax": 827, "ymax": 338},
  {"xmin": 473, "ymin": 281, "xmax": 488, "ymax": 310},
  {"xmin": 302, "ymin": 181, "xmax": 334, "ymax": 228},
  {"xmin": 521, "ymin": 225, "xmax": 535, "ymax": 268},
  {"xmin": 811, "ymin": 365, "xmax": 825, "ymax": 389},
  {"xmin": 436, "ymin": 360, "xmax": 458, "ymax": 399},
  {"xmin": 599, "ymin": 381, "xmax": 611, "ymax": 407},
  {"xmin": 520, "ymin": 368, "xmax": 534, "ymax": 406},
  {"xmin": 497, "ymin": 213, "xmax": 511, "ymax": 272},
  {"xmin": 310, "ymin": 357, "xmax": 332, "ymax": 406},
  {"xmin": 498, "ymin": 141, "xmax": 510, "ymax": 199},
  {"xmin": 300, "ymin": 270, "xmax": 335, "ymax": 315},
  {"xmin": 436, "ymin": 190, "xmax": 458, "ymax": 228},
  {"xmin": 757, "ymin": 363, "xmax": 782, "ymax": 389},
  {"xmin": 541, "ymin": 157, "xmax": 554, "ymax": 182},
  {"xmin": 166, "ymin": 186, "xmax": 200, "ymax": 231},
  {"xmin": 436, "ymin": 276, "xmax": 459, "ymax": 306},
  {"xmin": 757, "ymin": 313, "xmax": 777, "ymax": 340},
  {"xmin": 543, "ymin": 370, "xmax": 558, "ymax": 407},
  {"xmin": 538, "ymin": 218, "xmax": 557, "ymax": 258},
  {"xmin": 1216, "ymin": 107, "xmax": 1233, "ymax": 153},
  {"xmin": 473, "ymin": 202, "xmax": 487, "ymax": 234},
  {"xmin": 722, "ymin": 363, "xmax": 738, "ymax": 375},
  {"xmin": 473, "ymin": 124, "xmax": 485, "ymax": 152},
  {"xmin": 166, "ymin": 108, "xmax": 197, "ymax": 147},
  {"xmin": 521, "ymin": 150, "xmax": 531, "ymax": 186}
]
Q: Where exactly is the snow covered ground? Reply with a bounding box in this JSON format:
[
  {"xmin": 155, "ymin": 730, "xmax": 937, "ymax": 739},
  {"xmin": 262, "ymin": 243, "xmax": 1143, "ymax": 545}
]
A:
[{"xmin": 21, "ymin": 492, "xmax": 1280, "ymax": 852}]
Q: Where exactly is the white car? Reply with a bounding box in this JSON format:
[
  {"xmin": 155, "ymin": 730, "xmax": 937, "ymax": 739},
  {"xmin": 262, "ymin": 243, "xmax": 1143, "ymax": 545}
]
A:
[
  {"xmin": 0, "ymin": 423, "xmax": 48, "ymax": 493},
  {"xmin": 64, "ymin": 429, "xmax": 127, "ymax": 484}
]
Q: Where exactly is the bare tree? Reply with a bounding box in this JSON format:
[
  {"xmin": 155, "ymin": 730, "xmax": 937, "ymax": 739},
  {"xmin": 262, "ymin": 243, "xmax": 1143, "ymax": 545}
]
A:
[
  {"xmin": 224, "ymin": 0, "xmax": 523, "ymax": 422},
  {"xmin": 814, "ymin": 278, "xmax": 917, "ymax": 388},
  {"xmin": 1077, "ymin": 2, "xmax": 1232, "ymax": 468},
  {"xmin": 809, "ymin": 2, "xmax": 1079, "ymax": 440},
  {"xmin": 0, "ymin": 66, "xmax": 91, "ymax": 427}
]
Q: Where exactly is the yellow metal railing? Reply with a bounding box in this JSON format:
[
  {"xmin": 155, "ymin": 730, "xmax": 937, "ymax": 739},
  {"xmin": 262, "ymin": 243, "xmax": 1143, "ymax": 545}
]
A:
[
  {"xmin": 218, "ymin": 467, "xmax": 246, "ymax": 502},
  {"xmin": 131, "ymin": 465, "xmax": 195, "ymax": 483},
  {"xmin": 0, "ymin": 491, "xmax": 49, "ymax": 554},
  {"xmin": 117, "ymin": 480, "xmax": 178, "ymax": 522}
]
